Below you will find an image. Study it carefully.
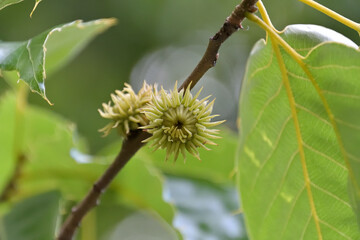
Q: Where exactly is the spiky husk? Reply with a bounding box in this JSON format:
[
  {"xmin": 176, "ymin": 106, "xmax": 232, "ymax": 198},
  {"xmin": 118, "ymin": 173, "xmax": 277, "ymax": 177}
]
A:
[
  {"xmin": 142, "ymin": 83, "xmax": 224, "ymax": 161},
  {"xmin": 98, "ymin": 82, "xmax": 153, "ymax": 137}
]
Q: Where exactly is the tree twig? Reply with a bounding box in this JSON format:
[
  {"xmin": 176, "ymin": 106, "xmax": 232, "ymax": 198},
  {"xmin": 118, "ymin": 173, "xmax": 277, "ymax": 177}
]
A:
[
  {"xmin": 178, "ymin": 0, "xmax": 258, "ymax": 91},
  {"xmin": 57, "ymin": 0, "xmax": 259, "ymax": 239},
  {"xmin": 57, "ymin": 130, "xmax": 150, "ymax": 240}
]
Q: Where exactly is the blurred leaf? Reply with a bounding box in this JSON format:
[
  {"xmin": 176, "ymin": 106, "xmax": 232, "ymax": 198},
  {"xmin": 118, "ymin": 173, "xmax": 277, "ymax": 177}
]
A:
[
  {"xmin": 70, "ymin": 140, "xmax": 176, "ymax": 224},
  {"xmin": 94, "ymin": 203, "xmax": 134, "ymax": 240},
  {"xmin": 0, "ymin": 191, "xmax": 61, "ymax": 240},
  {"xmin": 0, "ymin": 18, "xmax": 116, "ymax": 103},
  {"xmin": 0, "ymin": 94, "xmax": 16, "ymax": 198},
  {"xmin": 113, "ymin": 151, "xmax": 175, "ymax": 223},
  {"xmin": 0, "ymin": 91, "xmax": 105, "ymax": 203},
  {"xmin": 145, "ymin": 127, "xmax": 237, "ymax": 183},
  {"xmin": 164, "ymin": 175, "xmax": 248, "ymax": 240},
  {"xmin": 0, "ymin": 0, "xmax": 42, "ymax": 15},
  {"xmin": 238, "ymin": 25, "xmax": 360, "ymax": 239},
  {"xmin": 0, "ymin": 91, "xmax": 175, "ymax": 233},
  {"xmin": 0, "ymin": 0, "xmax": 23, "ymax": 11},
  {"xmin": 106, "ymin": 210, "xmax": 178, "ymax": 240}
]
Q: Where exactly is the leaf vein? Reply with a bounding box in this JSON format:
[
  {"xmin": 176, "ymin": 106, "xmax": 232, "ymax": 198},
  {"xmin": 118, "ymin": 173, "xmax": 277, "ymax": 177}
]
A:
[
  {"xmin": 335, "ymin": 118, "xmax": 360, "ymax": 131},
  {"xmin": 303, "ymin": 142, "xmax": 346, "ymax": 170},
  {"xmin": 288, "ymin": 71, "xmax": 309, "ymax": 81},
  {"xmin": 309, "ymin": 64, "xmax": 360, "ymax": 70},
  {"xmin": 347, "ymin": 153, "xmax": 360, "ymax": 163},
  {"xmin": 241, "ymin": 83, "xmax": 283, "ymax": 146},
  {"xmin": 319, "ymin": 219, "xmax": 353, "ymax": 240},
  {"xmin": 300, "ymin": 213, "xmax": 313, "ymax": 240},
  {"xmin": 248, "ymin": 49, "xmax": 274, "ymax": 80},
  {"xmin": 249, "ymin": 115, "xmax": 293, "ymax": 193},
  {"xmin": 279, "ymin": 186, "xmax": 307, "ymax": 239},
  {"xmin": 261, "ymin": 150, "xmax": 299, "ymax": 220},
  {"xmin": 323, "ymin": 90, "xmax": 360, "ymax": 100},
  {"xmin": 26, "ymin": 39, "xmax": 39, "ymax": 87},
  {"xmin": 296, "ymin": 104, "xmax": 331, "ymax": 126},
  {"xmin": 310, "ymin": 182, "xmax": 351, "ymax": 208},
  {"xmin": 272, "ymin": 40, "xmax": 323, "ymax": 238}
]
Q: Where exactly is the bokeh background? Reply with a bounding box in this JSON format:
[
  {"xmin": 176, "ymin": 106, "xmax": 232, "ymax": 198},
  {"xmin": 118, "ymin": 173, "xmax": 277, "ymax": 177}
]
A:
[{"xmin": 1, "ymin": 0, "xmax": 359, "ymax": 152}]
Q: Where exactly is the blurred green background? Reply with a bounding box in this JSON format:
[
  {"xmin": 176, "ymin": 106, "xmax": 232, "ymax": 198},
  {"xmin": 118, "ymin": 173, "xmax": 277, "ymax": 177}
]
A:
[
  {"xmin": 0, "ymin": 0, "xmax": 359, "ymax": 152},
  {"xmin": 1, "ymin": 1, "xmax": 360, "ymax": 239}
]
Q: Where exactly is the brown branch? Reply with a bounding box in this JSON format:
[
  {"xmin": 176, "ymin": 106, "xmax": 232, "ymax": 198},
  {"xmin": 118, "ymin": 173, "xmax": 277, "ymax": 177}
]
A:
[
  {"xmin": 57, "ymin": 130, "xmax": 150, "ymax": 240},
  {"xmin": 58, "ymin": 0, "xmax": 259, "ymax": 239},
  {"xmin": 178, "ymin": 0, "xmax": 258, "ymax": 91}
]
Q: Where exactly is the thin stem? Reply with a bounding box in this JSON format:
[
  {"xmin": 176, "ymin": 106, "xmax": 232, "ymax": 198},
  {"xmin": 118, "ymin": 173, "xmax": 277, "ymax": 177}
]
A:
[
  {"xmin": 178, "ymin": 0, "xmax": 259, "ymax": 91},
  {"xmin": 299, "ymin": 0, "xmax": 360, "ymax": 34},
  {"xmin": 57, "ymin": 130, "xmax": 150, "ymax": 240},
  {"xmin": 245, "ymin": 12, "xmax": 305, "ymax": 61},
  {"xmin": 256, "ymin": 0, "xmax": 278, "ymax": 33}
]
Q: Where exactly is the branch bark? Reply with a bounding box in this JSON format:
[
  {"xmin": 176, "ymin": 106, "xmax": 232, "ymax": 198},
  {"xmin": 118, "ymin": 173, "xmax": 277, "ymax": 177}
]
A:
[
  {"xmin": 57, "ymin": 130, "xmax": 150, "ymax": 240},
  {"xmin": 179, "ymin": 0, "xmax": 258, "ymax": 91},
  {"xmin": 57, "ymin": 0, "xmax": 258, "ymax": 239}
]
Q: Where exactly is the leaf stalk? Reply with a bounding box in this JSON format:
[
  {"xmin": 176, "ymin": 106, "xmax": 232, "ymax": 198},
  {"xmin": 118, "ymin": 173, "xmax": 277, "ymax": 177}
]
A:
[{"xmin": 299, "ymin": 0, "xmax": 360, "ymax": 36}]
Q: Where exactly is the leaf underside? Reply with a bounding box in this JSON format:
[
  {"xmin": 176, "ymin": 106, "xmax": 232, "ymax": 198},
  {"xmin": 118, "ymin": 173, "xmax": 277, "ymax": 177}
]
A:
[
  {"xmin": 238, "ymin": 24, "xmax": 360, "ymax": 240},
  {"xmin": 0, "ymin": 18, "xmax": 116, "ymax": 103}
]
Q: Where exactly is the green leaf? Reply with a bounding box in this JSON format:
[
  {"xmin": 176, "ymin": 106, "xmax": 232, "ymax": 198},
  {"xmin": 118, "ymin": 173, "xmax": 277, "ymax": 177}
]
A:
[
  {"xmin": 238, "ymin": 24, "xmax": 360, "ymax": 239},
  {"xmin": 0, "ymin": 0, "xmax": 23, "ymax": 11},
  {"xmin": 0, "ymin": 18, "xmax": 116, "ymax": 103},
  {"xmin": 0, "ymin": 191, "xmax": 61, "ymax": 240},
  {"xmin": 0, "ymin": 0, "xmax": 41, "ymax": 15},
  {"xmin": 164, "ymin": 174, "xmax": 248, "ymax": 240}
]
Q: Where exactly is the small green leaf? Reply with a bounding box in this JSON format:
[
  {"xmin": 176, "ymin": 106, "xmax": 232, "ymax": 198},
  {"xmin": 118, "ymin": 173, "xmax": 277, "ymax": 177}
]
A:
[
  {"xmin": 238, "ymin": 25, "xmax": 360, "ymax": 239},
  {"xmin": 0, "ymin": 18, "xmax": 116, "ymax": 103},
  {"xmin": 0, "ymin": 191, "xmax": 61, "ymax": 240}
]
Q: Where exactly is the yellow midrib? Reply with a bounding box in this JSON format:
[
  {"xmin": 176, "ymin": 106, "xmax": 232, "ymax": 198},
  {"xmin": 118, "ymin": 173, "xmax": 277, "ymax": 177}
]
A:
[
  {"xmin": 272, "ymin": 40, "xmax": 323, "ymax": 240},
  {"xmin": 252, "ymin": 10, "xmax": 360, "ymax": 201}
]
